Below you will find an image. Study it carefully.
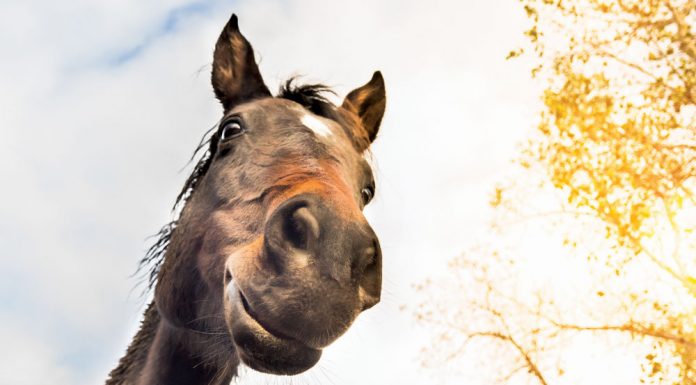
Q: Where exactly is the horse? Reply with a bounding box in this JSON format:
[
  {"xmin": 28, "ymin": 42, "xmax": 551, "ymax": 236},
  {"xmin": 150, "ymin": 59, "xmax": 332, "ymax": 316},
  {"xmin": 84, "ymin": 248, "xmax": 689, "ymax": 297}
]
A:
[{"xmin": 106, "ymin": 13, "xmax": 386, "ymax": 385}]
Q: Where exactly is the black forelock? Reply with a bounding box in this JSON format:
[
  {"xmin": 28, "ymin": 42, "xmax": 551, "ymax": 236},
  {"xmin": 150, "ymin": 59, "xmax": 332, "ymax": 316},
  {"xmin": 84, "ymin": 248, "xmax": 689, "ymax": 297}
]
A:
[{"xmin": 277, "ymin": 78, "xmax": 339, "ymax": 120}]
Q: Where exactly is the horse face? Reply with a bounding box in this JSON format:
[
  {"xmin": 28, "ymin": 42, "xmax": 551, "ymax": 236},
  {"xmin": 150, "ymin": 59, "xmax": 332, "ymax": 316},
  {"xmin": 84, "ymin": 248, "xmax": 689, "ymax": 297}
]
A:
[
  {"xmin": 216, "ymin": 98, "xmax": 382, "ymax": 374},
  {"xmin": 154, "ymin": 15, "xmax": 386, "ymax": 375}
]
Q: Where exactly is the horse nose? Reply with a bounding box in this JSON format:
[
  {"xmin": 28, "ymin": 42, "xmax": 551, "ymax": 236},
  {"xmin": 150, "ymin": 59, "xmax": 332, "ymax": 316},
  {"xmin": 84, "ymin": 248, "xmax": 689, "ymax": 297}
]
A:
[{"xmin": 263, "ymin": 194, "xmax": 382, "ymax": 306}]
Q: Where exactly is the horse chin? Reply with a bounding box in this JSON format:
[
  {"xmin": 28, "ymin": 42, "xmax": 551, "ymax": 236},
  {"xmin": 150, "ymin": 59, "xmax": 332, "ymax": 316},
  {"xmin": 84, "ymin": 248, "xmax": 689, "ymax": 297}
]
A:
[{"xmin": 224, "ymin": 283, "xmax": 322, "ymax": 375}]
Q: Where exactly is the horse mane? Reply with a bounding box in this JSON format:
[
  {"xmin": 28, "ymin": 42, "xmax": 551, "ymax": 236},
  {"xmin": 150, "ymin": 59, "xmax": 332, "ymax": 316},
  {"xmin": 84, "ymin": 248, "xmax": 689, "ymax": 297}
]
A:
[{"xmin": 137, "ymin": 79, "xmax": 337, "ymax": 293}]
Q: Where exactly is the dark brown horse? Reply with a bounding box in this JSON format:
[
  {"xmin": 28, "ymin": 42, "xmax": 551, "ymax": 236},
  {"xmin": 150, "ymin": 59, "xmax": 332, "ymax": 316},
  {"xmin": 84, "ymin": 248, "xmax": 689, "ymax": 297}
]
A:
[{"xmin": 106, "ymin": 13, "xmax": 386, "ymax": 385}]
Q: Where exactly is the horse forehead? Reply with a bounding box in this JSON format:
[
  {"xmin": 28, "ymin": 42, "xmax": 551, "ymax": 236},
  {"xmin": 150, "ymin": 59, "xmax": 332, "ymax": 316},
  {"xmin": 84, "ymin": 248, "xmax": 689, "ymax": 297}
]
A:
[
  {"xmin": 235, "ymin": 98, "xmax": 359, "ymax": 163},
  {"xmin": 284, "ymin": 103, "xmax": 352, "ymax": 150},
  {"xmin": 300, "ymin": 113, "xmax": 332, "ymax": 138},
  {"xmin": 257, "ymin": 98, "xmax": 352, "ymax": 145}
]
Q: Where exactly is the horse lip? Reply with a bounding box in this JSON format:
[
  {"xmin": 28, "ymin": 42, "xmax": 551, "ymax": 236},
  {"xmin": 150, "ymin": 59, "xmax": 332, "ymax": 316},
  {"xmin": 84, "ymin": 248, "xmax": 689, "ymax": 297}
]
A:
[
  {"xmin": 238, "ymin": 289, "xmax": 298, "ymax": 343},
  {"xmin": 225, "ymin": 282, "xmax": 322, "ymax": 375}
]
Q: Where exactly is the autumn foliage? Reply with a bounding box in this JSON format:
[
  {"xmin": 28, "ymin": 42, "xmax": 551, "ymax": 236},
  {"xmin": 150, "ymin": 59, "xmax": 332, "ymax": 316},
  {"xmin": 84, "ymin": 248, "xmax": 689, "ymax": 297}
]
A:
[
  {"xmin": 523, "ymin": 0, "xmax": 696, "ymax": 268},
  {"xmin": 417, "ymin": 1, "xmax": 696, "ymax": 384}
]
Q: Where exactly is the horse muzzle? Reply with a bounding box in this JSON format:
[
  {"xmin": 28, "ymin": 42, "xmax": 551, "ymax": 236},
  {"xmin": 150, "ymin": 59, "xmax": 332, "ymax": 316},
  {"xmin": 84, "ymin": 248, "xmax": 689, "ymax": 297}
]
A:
[
  {"xmin": 224, "ymin": 282, "xmax": 322, "ymax": 375},
  {"xmin": 223, "ymin": 193, "xmax": 382, "ymax": 374}
]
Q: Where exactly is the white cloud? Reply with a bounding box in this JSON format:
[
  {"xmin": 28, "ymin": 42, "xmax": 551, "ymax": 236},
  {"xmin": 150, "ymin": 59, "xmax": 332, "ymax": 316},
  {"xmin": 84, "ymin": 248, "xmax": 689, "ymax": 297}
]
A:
[
  {"xmin": 0, "ymin": 0, "xmax": 540, "ymax": 383},
  {"xmin": 0, "ymin": 317, "xmax": 74, "ymax": 385}
]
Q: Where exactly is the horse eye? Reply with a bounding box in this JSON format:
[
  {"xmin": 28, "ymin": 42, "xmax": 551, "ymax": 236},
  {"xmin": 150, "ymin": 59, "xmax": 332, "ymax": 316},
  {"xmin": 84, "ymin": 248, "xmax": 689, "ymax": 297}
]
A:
[
  {"xmin": 220, "ymin": 120, "xmax": 245, "ymax": 141},
  {"xmin": 361, "ymin": 186, "xmax": 374, "ymax": 205}
]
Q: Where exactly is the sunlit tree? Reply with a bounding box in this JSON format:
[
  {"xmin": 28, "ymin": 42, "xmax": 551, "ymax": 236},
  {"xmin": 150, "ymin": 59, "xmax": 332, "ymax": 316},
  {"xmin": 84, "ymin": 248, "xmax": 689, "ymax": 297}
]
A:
[
  {"xmin": 417, "ymin": 1, "xmax": 696, "ymax": 384},
  {"xmin": 520, "ymin": 0, "xmax": 696, "ymax": 284}
]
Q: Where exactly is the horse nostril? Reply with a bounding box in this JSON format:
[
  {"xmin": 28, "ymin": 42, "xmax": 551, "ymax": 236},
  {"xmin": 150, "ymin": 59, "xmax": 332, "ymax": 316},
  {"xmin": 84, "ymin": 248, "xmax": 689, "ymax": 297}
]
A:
[
  {"xmin": 356, "ymin": 238, "xmax": 381, "ymax": 310},
  {"xmin": 264, "ymin": 197, "xmax": 322, "ymax": 274},
  {"xmin": 352, "ymin": 236, "xmax": 380, "ymax": 276},
  {"xmin": 284, "ymin": 207, "xmax": 320, "ymax": 250},
  {"xmin": 353, "ymin": 246, "xmax": 375, "ymax": 274}
]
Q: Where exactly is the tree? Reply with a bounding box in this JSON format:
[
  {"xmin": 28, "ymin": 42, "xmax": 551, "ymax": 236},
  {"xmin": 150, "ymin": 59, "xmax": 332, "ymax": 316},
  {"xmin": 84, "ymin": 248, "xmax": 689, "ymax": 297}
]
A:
[
  {"xmin": 520, "ymin": 0, "xmax": 696, "ymax": 288},
  {"xmin": 417, "ymin": 1, "xmax": 696, "ymax": 384}
]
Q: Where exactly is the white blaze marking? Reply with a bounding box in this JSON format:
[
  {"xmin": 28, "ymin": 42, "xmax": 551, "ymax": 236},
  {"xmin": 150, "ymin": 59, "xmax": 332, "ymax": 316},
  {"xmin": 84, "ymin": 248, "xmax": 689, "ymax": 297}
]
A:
[{"xmin": 301, "ymin": 114, "xmax": 332, "ymax": 138}]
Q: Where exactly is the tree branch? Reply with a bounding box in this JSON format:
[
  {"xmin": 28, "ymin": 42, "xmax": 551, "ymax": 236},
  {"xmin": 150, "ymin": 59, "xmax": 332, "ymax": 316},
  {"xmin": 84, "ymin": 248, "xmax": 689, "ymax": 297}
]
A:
[
  {"xmin": 546, "ymin": 320, "xmax": 696, "ymax": 349},
  {"xmin": 466, "ymin": 331, "xmax": 550, "ymax": 385}
]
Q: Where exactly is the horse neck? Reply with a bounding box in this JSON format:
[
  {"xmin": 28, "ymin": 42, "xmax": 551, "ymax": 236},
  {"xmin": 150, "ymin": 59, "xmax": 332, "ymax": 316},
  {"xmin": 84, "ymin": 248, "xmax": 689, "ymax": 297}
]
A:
[{"xmin": 106, "ymin": 302, "xmax": 237, "ymax": 385}]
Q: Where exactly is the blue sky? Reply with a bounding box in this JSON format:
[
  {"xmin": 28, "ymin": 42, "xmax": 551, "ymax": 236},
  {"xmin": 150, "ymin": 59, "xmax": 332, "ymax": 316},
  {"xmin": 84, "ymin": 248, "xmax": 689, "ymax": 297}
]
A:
[
  {"xmin": 107, "ymin": 1, "xmax": 215, "ymax": 66},
  {"xmin": 0, "ymin": 1, "xmax": 538, "ymax": 383}
]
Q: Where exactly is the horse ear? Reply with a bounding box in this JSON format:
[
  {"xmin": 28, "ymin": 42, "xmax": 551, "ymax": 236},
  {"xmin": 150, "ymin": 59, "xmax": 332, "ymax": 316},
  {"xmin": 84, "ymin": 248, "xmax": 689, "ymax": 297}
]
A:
[
  {"xmin": 342, "ymin": 71, "xmax": 386, "ymax": 144},
  {"xmin": 212, "ymin": 14, "xmax": 271, "ymax": 111}
]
